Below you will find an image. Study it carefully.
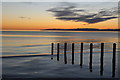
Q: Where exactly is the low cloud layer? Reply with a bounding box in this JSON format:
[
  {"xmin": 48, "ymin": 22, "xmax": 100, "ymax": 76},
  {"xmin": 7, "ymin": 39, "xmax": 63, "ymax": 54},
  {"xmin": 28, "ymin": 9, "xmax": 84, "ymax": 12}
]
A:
[
  {"xmin": 47, "ymin": 3, "xmax": 118, "ymax": 24},
  {"xmin": 19, "ymin": 16, "xmax": 31, "ymax": 19}
]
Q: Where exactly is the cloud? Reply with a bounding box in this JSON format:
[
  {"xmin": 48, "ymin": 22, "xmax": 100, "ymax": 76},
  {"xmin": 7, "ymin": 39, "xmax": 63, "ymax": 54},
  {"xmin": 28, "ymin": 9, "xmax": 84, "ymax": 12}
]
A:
[
  {"xmin": 19, "ymin": 16, "xmax": 31, "ymax": 19},
  {"xmin": 58, "ymin": 17, "xmax": 117, "ymax": 23},
  {"xmin": 47, "ymin": 3, "xmax": 85, "ymax": 17},
  {"xmin": 47, "ymin": 2, "xmax": 118, "ymax": 24}
]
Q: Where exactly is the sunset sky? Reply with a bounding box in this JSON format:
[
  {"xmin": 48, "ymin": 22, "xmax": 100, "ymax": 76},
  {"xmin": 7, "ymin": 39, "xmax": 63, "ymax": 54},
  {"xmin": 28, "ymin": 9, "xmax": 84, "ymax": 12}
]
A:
[{"xmin": 2, "ymin": 2, "xmax": 118, "ymax": 30}]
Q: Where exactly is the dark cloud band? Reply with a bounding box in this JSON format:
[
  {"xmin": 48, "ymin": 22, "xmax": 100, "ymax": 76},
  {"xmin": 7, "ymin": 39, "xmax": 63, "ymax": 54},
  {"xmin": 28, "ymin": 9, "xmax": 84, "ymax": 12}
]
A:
[{"xmin": 47, "ymin": 2, "xmax": 118, "ymax": 24}]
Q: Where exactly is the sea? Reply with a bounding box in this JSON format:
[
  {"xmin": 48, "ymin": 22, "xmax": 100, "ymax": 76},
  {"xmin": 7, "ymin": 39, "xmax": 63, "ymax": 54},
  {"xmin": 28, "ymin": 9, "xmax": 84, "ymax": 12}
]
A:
[{"xmin": 1, "ymin": 30, "xmax": 119, "ymax": 78}]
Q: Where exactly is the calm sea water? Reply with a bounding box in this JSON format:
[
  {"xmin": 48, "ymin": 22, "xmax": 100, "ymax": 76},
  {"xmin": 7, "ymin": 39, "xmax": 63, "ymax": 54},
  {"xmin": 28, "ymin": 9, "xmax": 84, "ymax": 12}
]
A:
[
  {"xmin": 2, "ymin": 30, "xmax": 119, "ymax": 56},
  {"xmin": 1, "ymin": 30, "xmax": 119, "ymax": 78}
]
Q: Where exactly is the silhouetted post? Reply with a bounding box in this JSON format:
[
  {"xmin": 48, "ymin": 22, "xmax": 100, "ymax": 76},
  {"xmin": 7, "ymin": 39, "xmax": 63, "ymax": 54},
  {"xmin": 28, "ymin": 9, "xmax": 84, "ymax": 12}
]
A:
[
  {"xmin": 72, "ymin": 43, "xmax": 74, "ymax": 64},
  {"xmin": 89, "ymin": 43, "xmax": 93, "ymax": 72},
  {"xmin": 51, "ymin": 43, "xmax": 54, "ymax": 60},
  {"xmin": 64, "ymin": 43, "xmax": 67, "ymax": 64},
  {"xmin": 57, "ymin": 43, "xmax": 59, "ymax": 61},
  {"xmin": 112, "ymin": 43, "xmax": 116, "ymax": 77},
  {"xmin": 80, "ymin": 43, "xmax": 83, "ymax": 67},
  {"xmin": 100, "ymin": 43, "xmax": 104, "ymax": 76}
]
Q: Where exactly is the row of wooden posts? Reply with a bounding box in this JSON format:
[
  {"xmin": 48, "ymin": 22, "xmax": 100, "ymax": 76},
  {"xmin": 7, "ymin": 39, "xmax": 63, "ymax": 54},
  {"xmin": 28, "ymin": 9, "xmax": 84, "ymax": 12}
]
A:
[{"xmin": 51, "ymin": 43, "xmax": 117, "ymax": 77}]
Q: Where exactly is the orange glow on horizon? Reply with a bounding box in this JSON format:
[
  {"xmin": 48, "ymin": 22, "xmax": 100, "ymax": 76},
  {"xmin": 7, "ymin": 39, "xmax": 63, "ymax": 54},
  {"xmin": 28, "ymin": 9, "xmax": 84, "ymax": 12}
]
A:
[
  {"xmin": 2, "ymin": 2, "xmax": 118, "ymax": 30},
  {"xmin": 3, "ymin": 18, "xmax": 118, "ymax": 30}
]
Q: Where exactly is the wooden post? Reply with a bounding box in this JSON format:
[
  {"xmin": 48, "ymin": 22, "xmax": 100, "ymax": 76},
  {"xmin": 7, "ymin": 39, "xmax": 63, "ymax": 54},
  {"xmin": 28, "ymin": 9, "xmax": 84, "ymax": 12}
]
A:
[
  {"xmin": 100, "ymin": 43, "xmax": 104, "ymax": 76},
  {"xmin": 89, "ymin": 43, "xmax": 93, "ymax": 72},
  {"xmin": 51, "ymin": 43, "xmax": 54, "ymax": 60},
  {"xmin": 57, "ymin": 43, "xmax": 59, "ymax": 61},
  {"xmin": 64, "ymin": 43, "xmax": 67, "ymax": 64},
  {"xmin": 112, "ymin": 43, "xmax": 116, "ymax": 77},
  {"xmin": 80, "ymin": 43, "xmax": 83, "ymax": 67},
  {"xmin": 72, "ymin": 43, "xmax": 74, "ymax": 64}
]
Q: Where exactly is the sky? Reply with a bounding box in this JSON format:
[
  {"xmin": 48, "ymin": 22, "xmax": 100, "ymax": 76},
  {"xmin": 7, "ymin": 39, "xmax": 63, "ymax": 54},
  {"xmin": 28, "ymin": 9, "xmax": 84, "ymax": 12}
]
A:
[
  {"xmin": 1, "ymin": 0, "xmax": 119, "ymax": 2},
  {"xmin": 2, "ymin": 2, "xmax": 119, "ymax": 30}
]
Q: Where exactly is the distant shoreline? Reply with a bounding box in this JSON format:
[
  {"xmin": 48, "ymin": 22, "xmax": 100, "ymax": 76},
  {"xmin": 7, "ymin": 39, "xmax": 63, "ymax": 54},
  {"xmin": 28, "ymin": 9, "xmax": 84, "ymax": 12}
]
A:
[{"xmin": 44, "ymin": 28, "xmax": 120, "ymax": 31}]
